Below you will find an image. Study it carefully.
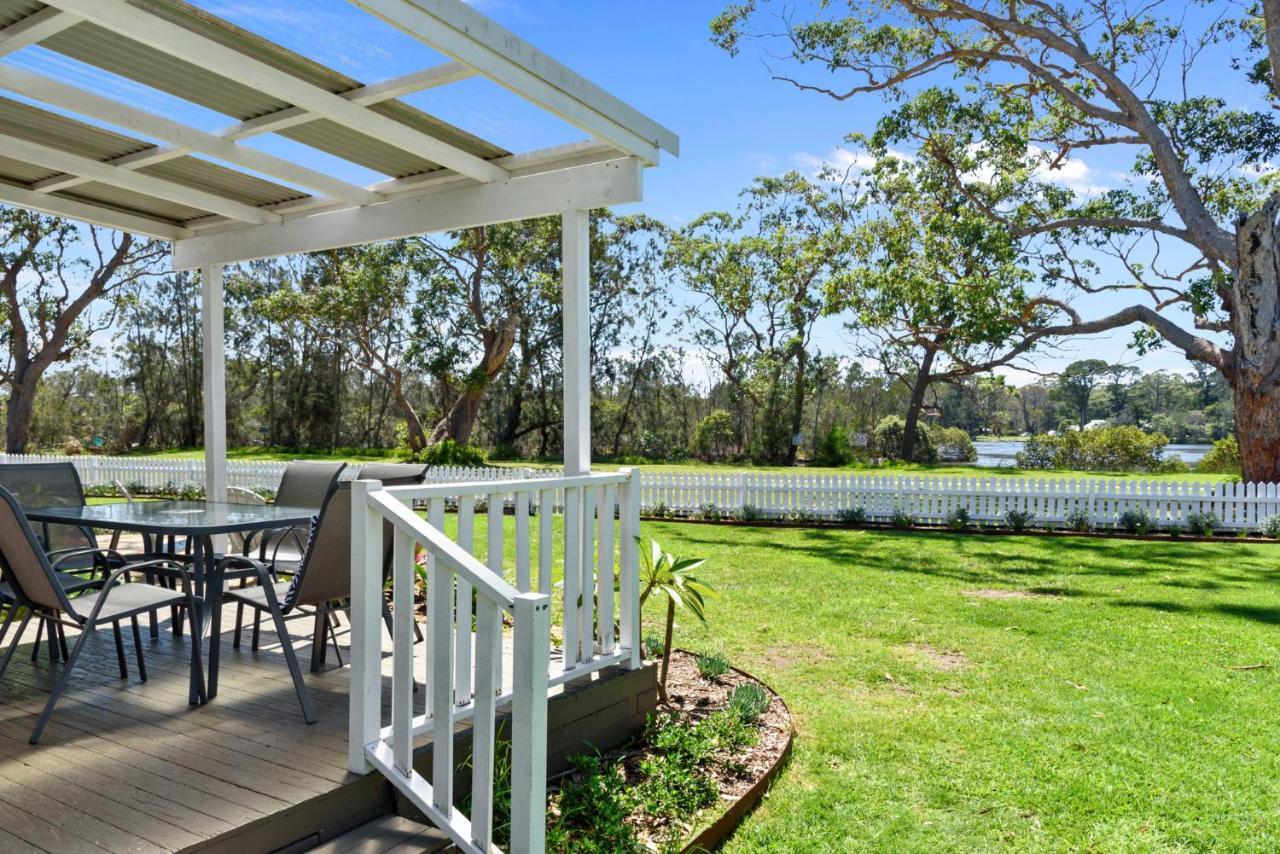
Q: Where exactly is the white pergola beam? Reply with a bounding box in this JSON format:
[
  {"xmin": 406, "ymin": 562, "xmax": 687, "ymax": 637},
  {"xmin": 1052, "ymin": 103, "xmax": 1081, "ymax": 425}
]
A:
[
  {"xmin": 47, "ymin": 0, "xmax": 508, "ymax": 184},
  {"xmin": 172, "ymin": 156, "xmax": 642, "ymax": 270},
  {"xmin": 15, "ymin": 62, "xmax": 474, "ymax": 196},
  {"xmin": 350, "ymin": 0, "xmax": 678, "ymax": 163},
  {"xmin": 0, "ymin": 8, "xmax": 80, "ymax": 58},
  {"xmin": 222, "ymin": 62, "xmax": 476, "ymax": 140},
  {"xmin": 0, "ymin": 65, "xmax": 380, "ymax": 206},
  {"xmin": 0, "ymin": 180, "xmax": 186, "ymax": 240},
  {"xmin": 0, "ymin": 132, "xmax": 279, "ymax": 224}
]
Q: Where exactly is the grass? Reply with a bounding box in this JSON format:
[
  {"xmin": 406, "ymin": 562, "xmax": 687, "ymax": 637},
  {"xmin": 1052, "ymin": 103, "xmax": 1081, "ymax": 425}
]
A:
[
  {"xmin": 117, "ymin": 447, "xmax": 1236, "ymax": 483},
  {"xmin": 641, "ymin": 522, "xmax": 1280, "ymax": 851}
]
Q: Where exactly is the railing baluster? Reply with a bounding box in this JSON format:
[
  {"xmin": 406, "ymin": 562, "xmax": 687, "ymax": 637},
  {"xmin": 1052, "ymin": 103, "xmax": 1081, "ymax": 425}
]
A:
[
  {"xmin": 538, "ymin": 489, "xmax": 553, "ymax": 595},
  {"xmin": 510, "ymin": 593, "xmax": 550, "ymax": 854},
  {"xmin": 392, "ymin": 527, "xmax": 415, "ymax": 777},
  {"xmin": 456, "ymin": 496, "xmax": 475, "ymax": 704},
  {"xmin": 598, "ymin": 483, "xmax": 616, "ymax": 655},
  {"xmin": 488, "ymin": 492, "xmax": 504, "ymax": 699},
  {"xmin": 470, "ymin": 598, "xmax": 500, "ymax": 850},
  {"xmin": 563, "ymin": 486, "xmax": 581, "ymax": 671},
  {"xmin": 516, "ymin": 490, "xmax": 531, "ymax": 592},
  {"xmin": 619, "ymin": 468, "xmax": 641, "ymax": 668},
  {"xmin": 429, "ymin": 553, "xmax": 455, "ymax": 817},
  {"xmin": 579, "ymin": 486, "xmax": 597, "ymax": 664}
]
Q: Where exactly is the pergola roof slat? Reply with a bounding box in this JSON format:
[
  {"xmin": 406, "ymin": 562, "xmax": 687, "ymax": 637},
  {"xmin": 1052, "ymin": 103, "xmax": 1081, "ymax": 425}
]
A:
[
  {"xmin": 0, "ymin": 6, "xmax": 76, "ymax": 57},
  {"xmin": 0, "ymin": 178, "xmax": 186, "ymax": 239},
  {"xmin": 46, "ymin": 0, "xmax": 511, "ymax": 183},
  {"xmin": 0, "ymin": 64, "xmax": 380, "ymax": 205},
  {"xmin": 0, "ymin": 131, "xmax": 280, "ymax": 224}
]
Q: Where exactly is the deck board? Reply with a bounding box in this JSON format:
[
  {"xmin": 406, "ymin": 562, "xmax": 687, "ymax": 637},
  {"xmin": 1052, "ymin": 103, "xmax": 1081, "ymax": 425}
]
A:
[{"xmin": 0, "ymin": 605, "xmax": 417, "ymax": 853}]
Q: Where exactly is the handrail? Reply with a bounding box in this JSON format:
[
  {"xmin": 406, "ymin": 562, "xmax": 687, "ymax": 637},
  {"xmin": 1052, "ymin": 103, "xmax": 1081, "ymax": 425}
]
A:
[
  {"xmin": 366, "ymin": 487, "xmax": 519, "ymax": 608},
  {"xmin": 385, "ymin": 470, "xmax": 629, "ymax": 501}
]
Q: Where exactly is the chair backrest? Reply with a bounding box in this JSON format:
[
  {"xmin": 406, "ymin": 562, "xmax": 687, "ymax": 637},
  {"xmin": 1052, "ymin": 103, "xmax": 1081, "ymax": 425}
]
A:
[
  {"xmin": 0, "ymin": 462, "xmax": 95, "ymax": 555},
  {"xmin": 0, "ymin": 486, "xmax": 74, "ymax": 614},
  {"xmin": 225, "ymin": 487, "xmax": 267, "ymax": 555},
  {"xmin": 288, "ymin": 483, "xmax": 353, "ymax": 608},
  {"xmin": 274, "ymin": 462, "xmax": 346, "ymax": 509},
  {"xmin": 357, "ymin": 464, "xmax": 428, "ymax": 582}
]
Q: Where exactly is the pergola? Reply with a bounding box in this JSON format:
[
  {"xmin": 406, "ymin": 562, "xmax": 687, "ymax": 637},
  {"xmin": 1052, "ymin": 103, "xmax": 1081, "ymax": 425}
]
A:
[{"xmin": 0, "ymin": 0, "xmax": 678, "ymax": 492}]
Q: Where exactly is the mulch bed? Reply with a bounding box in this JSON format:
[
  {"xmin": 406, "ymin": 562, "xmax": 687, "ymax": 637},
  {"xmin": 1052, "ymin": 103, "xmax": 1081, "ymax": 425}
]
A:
[{"xmin": 546, "ymin": 650, "xmax": 792, "ymax": 851}]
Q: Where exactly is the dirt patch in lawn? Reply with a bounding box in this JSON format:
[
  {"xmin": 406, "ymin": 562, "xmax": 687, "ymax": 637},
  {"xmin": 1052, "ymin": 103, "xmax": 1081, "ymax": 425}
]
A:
[
  {"xmin": 763, "ymin": 642, "xmax": 832, "ymax": 671},
  {"xmin": 902, "ymin": 642, "xmax": 967, "ymax": 671},
  {"xmin": 963, "ymin": 588, "xmax": 1042, "ymax": 600}
]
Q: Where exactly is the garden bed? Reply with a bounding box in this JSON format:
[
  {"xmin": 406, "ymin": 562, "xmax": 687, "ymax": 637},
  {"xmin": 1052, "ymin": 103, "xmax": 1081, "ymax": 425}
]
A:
[
  {"xmin": 642, "ymin": 514, "xmax": 1280, "ymax": 543},
  {"xmin": 543, "ymin": 650, "xmax": 792, "ymax": 852}
]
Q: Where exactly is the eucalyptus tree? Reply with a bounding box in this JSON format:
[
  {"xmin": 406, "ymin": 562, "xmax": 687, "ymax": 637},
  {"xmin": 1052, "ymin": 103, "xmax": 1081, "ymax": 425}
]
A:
[
  {"xmin": 833, "ymin": 153, "xmax": 1049, "ymax": 460},
  {"xmin": 668, "ymin": 172, "xmax": 854, "ymax": 464},
  {"xmin": 0, "ymin": 210, "xmax": 165, "ymax": 452},
  {"xmin": 1055, "ymin": 359, "xmax": 1111, "ymax": 429},
  {"xmin": 715, "ymin": 0, "xmax": 1280, "ymax": 481}
]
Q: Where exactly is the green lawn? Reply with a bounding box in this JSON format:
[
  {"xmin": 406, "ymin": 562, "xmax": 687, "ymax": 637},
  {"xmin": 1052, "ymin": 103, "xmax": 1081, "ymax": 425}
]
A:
[
  {"xmin": 117, "ymin": 447, "xmax": 1234, "ymax": 483},
  {"xmin": 642, "ymin": 522, "xmax": 1280, "ymax": 851}
]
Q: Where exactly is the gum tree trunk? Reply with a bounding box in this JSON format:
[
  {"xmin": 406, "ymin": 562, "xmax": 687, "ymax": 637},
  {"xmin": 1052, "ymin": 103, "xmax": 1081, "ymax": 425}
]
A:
[{"xmin": 1231, "ymin": 199, "xmax": 1280, "ymax": 483}]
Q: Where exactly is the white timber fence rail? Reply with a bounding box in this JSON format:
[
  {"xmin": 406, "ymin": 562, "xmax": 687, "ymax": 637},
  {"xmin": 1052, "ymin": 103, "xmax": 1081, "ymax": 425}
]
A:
[
  {"xmin": 5, "ymin": 454, "xmax": 1280, "ymax": 532},
  {"xmin": 348, "ymin": 469, "xmax": 643, "ymax": 854}
]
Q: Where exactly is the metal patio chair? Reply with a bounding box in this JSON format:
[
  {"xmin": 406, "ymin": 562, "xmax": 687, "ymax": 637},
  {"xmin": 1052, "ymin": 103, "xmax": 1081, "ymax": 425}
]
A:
[
  {"xmin": 358, "ymin": 463, "xmax": 428, "ymax": 643},
  {"xmin": 0, "ymin": 486, "xmax": 204, "ymax": 744},
  {"xmin": 243, "ymin": 461, "xmax": 346, "ymax": 570},
  {"xmin": 215, "ymin": 482, "xmax": 359, "ymax": 724}
]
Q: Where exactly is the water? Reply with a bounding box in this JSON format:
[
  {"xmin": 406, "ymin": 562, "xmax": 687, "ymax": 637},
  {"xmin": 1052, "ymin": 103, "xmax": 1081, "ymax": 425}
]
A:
[{"xmin": 974, "ymin": 439, "xmax": 1212, "ymax": 468}]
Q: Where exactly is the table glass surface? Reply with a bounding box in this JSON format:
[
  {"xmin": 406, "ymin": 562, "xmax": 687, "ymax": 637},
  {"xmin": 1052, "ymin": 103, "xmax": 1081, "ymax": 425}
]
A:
[{"xmin": 22, "ymin": 500, "xmax": 317, "ymax": 535}]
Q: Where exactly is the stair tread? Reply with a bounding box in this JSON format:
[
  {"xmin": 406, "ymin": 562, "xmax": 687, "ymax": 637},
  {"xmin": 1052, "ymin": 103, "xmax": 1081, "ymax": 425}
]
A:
[{"xmin": 306, "ymin": 814, "xmax": 450, "ymax": 854}]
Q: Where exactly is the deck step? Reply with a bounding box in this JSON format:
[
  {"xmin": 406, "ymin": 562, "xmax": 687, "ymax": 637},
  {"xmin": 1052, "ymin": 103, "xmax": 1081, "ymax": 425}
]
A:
[{"xmin": 303, "ymin": 815, "xmax": 450, "ymax": 854}]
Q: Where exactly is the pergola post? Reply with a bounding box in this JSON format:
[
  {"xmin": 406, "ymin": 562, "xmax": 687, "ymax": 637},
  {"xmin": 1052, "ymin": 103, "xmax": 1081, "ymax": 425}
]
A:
[
  {"xmin": 561, "ymin": 209, "xmax": 591, "ymax": 476},
  {"xmin": 200, "ymin": 263, "xmax": 227, "ymax": 502}
]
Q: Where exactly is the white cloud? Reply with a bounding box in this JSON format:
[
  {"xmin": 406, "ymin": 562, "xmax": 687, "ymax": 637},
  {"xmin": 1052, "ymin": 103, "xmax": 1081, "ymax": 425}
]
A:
[{"xmin": 790, "ymin": 146, "xmax": 915, "ymax": 180}]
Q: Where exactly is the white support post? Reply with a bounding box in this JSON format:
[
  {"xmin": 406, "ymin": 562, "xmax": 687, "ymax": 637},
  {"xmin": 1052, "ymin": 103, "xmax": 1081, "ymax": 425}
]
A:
[
  {"xmin": 561, "ymin": 209, "xmax": 591, "ymax": 477},
  {"xmin": 619, "ymin": 468, "xmax": 642, "ymax": 669},
  {"xmin": 509, "ymin": 592, "xmax": 551, "ymax": 854},
  {"xmin": 200, "ymin": 264, "xmax": 227, "ymax": 504},
  {"xmin": 349, "ymin": 479, "xmax": 385, "ymax": 774}
]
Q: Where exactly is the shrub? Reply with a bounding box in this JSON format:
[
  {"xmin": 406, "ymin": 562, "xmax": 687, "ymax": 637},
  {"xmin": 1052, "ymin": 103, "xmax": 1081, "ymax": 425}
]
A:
[
  {"xmin": 1118, "ymin": 508, "xmax": 1152, "ymax": 535},
  {"xmin": 696, "ymin": 502, "xmax": 722, "ymax": 521},
  {"xmin": 651, "ymin": 501, "xmax": 670, "ymax": 519},
  {"xmin": 1187, "ymin": 512, "xmax": 1218, "ymax": 537},
  {"xmin": 874, "ymin": 415, "xmax": 936, "ymax": 463},
  {"xmin": 734, "ymin": 504, "xmax": 762, "ymax": 522},
  {"xmin": 891, "ymin": 507, "xmax": 914, "ymax": 529},
  {"xmin": 1261, "ymin": 515, "xmax": 1280, "ymax": 540},
  {"xmin": 692, "ymin": 409, "xmax": 737, "ymax": 462},
  {"xmin": 813, "ymin": 424, "xmax": 856, "ymax": 467},
  {"xmin": 946, "ymin": 507, "xmax": 971, "ymax": 531},
  {"xmin": 1156, "ymin": 455, "xmax": 1191, "ymax": 474},
  {"xmin": 837, "ymin": 506, "xmax": 867, "ymax": 526},
  {"xmin": 547, "ymin": 753, "xmax": 641, "ymax": 854},
  {"xmin": 1015, "ymin": 425, "xmax": 1168, "ymax": 472},
  {"xmin": 1064, "ymin": 508, "xmax": 1092, "ymax": 532},
  {"xmin": 695, "ymin": 651, "xmax": 731, "ymax": 680},
  {"xmin": 411, "ymin": 439, "xmax": 487, "ymax": 467},
  {"xmin": 642, "ymin": 633, "xmax": 665, "ymax": 659},
  {"xmin": 934, "ymin": 426, "xmax": 977, "ymax": 463},
  {"xmin": 729, "ymin": 682, "xmax": 770, "ymax": 723},
  {"xmin": 60, "ymin": 437, "xmax": 84, "ymax": 456},
  {"xmin": 1166, "ymin": 522, "xmax": 1184, "ymax": 537},
  {"xmin": 1197, "ymin": 436, "xmax": 1241, "ymax": 475},
  {"xmin": 1004, "ymin": 509, "xmax": 1036, "ymax": 532}
]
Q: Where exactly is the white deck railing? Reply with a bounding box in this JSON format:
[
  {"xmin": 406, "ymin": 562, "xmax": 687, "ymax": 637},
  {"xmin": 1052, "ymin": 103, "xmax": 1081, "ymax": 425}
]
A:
[{"xmin": 348, "ymin": 469, "xmax": 642, "ymax": 854}]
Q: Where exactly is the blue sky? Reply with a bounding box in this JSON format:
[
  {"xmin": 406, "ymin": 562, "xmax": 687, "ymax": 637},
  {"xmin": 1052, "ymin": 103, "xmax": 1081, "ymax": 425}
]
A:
[{"xmin": 12, "ymin": 0, "xmax": 1229, "ymax": 385}]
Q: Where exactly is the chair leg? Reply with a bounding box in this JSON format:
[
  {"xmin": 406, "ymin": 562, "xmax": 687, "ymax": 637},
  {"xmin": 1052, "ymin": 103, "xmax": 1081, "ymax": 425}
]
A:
[
  {"xmin": 310, "ymin": 607, "xmax": 327, "ymax": 673},
  {"xmin": 267, "ymin": 605, "xmax": 316, "ymax": 724},
  {"xmin": 46, "ymin": 618, "xmax": 60, "ymax": 663},
  {"xmin": 30, "ymin": 618, "xmax": 43, "ymax": 662},
  {"xmin": 233, "ymin": 602, "xmax": 244, "ymax": 650},
  {"xmin": 0, "ymin": 612, "xmax": 32, "ymax": 682},
  {"xmin": 131, "ymin": 616, "xmax": 147, "ymax": 683},
  {"xmin": 112, "ymin": 622, "xmax": 128, "ymax": 679},
  {"xmin": 0, "ymin": 604, "xmax": 15, "ymax": 650},
  {"xmin": 252, "ymin": 611, "xmax": 261, "ymax": 652},
  {"xmin": 30, "ymin": 620, "xmax": 94, "ymax": 744},
  {"xmin": 56, "ymin": 622, "xmax": 69, "ymax": 662},
  {"xmin": 326, "ymin": 611, "xmax": 343, "ymax": 668}
]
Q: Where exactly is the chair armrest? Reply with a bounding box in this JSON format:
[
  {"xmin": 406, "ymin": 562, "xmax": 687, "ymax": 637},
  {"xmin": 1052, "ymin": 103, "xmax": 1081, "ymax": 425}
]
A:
[
  {"xmin": 50, "ymin": 547, "xmax": 126, "ymax": 573},
  {"xmin": 112, "ymin": 479, "xmax": 135, "ymax": 502}
]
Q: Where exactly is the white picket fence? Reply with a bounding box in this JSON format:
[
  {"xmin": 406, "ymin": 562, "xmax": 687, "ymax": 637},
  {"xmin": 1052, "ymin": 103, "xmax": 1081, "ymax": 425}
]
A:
[{"xmin": 4, "ymin": 454, "xmax": 1279, "ymax": 532}]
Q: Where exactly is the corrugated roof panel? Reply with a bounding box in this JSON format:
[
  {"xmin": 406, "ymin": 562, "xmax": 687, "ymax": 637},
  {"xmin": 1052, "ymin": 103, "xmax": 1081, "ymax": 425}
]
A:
[
  {"xmin": 0, "ymin": 157, "xmax": 59, "ymax": 185},
  {"xmin": 0, "ymin": 96, "xmax": 149, "ymax": 161},
  {"xmin": 60, "ymin": 181, "xmax": 205, "ymax": 222},
  {"xmin": 0, "ymin": 0, "xmax": 44, "ymax": 30},
  {"xmin": 140, "ymin": 156, "xmax": 310, "ymax": 207}
]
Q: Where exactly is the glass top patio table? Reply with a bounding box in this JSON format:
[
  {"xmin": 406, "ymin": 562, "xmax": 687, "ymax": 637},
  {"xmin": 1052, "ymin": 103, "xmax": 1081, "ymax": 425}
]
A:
[{"xmin": 22, "ymin": 500, "xmax": 319, "ymax": 705}]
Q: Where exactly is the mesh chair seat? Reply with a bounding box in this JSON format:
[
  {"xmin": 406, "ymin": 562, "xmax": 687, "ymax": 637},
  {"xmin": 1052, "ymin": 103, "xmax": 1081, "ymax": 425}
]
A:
[
  {"xmin": 225, "ymin": 581, "xmax": 291, "ymax": 611},
  {"xmin": 69, "ymin": 583, "xmax": 191, "ymax": 623}
]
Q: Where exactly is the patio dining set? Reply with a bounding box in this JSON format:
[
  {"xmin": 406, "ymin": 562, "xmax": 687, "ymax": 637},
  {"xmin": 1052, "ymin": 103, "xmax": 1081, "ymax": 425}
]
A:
[{"xmin": 0, "ymin": 459, "xmax": 428, "ymax": 744}]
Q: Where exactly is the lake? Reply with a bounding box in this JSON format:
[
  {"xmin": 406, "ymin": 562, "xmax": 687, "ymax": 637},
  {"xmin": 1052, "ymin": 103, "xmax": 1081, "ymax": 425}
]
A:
[{"xmin": 974, "ymin": 439, "xmax": 1212, "ymax": 468}]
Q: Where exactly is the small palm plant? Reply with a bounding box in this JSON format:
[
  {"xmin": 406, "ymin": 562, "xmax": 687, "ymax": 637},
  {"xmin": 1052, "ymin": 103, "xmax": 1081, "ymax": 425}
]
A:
[{"xmin": 638, "ymin": 538, "xmax": 716, "ymax": 702}]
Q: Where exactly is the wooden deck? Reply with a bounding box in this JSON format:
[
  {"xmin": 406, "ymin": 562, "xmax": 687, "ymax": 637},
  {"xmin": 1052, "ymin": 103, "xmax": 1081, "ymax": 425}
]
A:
[{"xmin": 0, "ymin": 597, "xmax": 656, "ymax": 853}]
